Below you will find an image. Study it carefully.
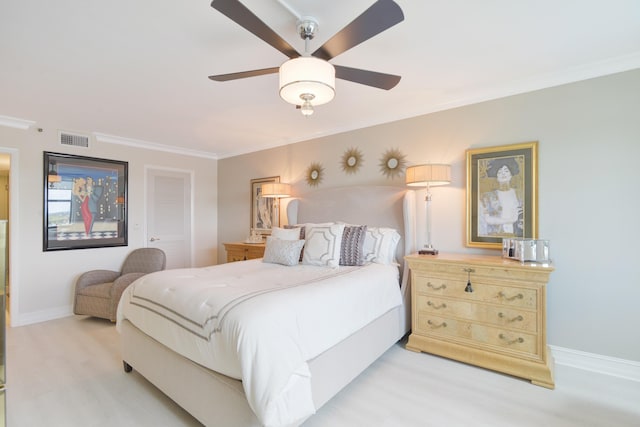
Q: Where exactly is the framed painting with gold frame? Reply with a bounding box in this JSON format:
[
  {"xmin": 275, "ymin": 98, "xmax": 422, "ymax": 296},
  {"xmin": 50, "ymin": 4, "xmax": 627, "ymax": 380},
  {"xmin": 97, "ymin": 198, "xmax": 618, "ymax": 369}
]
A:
[
  {"xmin": 466, "ymin": 142, "xmax": 538, "ymax": 249},
  {"xmin": 250, "ymin": 176, "xmax": 280, "ymax": 236}
]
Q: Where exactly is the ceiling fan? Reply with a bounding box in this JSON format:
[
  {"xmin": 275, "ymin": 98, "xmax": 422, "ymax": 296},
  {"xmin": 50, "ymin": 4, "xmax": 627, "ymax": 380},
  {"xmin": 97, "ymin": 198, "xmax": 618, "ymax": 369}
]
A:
[{"xmin": 208, "ymin": 0, "xmax": 404, "ymax": 115}]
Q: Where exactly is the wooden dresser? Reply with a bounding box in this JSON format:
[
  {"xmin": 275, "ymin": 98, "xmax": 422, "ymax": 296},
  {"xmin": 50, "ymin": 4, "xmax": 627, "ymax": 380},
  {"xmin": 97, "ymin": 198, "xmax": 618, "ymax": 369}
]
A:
[
  {"xmin": 405, "ymin": 253, "xmax": 555, "ymax": 389},
  {"xmin": 223, "ymin": 242, "xmax": 266, "ymax": 263}
]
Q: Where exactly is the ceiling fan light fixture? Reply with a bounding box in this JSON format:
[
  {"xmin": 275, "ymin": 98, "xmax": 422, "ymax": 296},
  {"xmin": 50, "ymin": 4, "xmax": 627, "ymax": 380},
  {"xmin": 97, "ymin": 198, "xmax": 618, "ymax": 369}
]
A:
[
  {"xmin": 300, "ymin": 94, "xmax": 315, "ymax": 116},
  {"xmin": 279, "ymin": 57, "xmax": 335, "ymax": 108}
]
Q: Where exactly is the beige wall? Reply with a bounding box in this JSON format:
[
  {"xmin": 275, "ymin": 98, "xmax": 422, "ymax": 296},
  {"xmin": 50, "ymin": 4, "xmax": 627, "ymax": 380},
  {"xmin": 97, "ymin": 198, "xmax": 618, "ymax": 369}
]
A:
[
  {"xmin": 0, "ymin": 125, "xmax": 218, "ymax": 326},
  {"xmin": 219, "ymin": 69, "xmax": 640, "ymax": 361}
]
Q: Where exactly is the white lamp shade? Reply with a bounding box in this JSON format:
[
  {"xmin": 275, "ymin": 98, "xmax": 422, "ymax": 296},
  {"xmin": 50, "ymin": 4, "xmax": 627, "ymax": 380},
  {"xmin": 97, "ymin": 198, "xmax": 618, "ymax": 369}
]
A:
[
  {"xmin": 261, "ymin": 183, "xmax": 291, "ymax": 198},
  {"xmin": 279, "ymin": 57, "xmax": 335, "ymax": 106},
  {"xmin": 405, "ymin": 164, "xmax": 451, "ymax": 187}
]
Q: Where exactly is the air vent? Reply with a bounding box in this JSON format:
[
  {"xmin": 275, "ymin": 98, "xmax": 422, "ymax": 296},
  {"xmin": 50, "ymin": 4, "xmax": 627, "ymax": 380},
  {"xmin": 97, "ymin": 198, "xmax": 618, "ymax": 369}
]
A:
[{"xmin": 59, "ymin": 131, "xmax": 90, "ymax": 148}]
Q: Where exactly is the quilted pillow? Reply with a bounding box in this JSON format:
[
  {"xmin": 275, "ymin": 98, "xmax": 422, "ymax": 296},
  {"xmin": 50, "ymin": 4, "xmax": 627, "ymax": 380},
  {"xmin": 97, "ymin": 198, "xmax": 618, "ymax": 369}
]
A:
[
  {"xmin": 339, "ymin": 225, "xmax": 367, "ymax": 266},
  {"xmin": 302, "ymin": 223, "xmax": 346, "ymax": 268},
  {"xmin": 363, "ymin": 227, "xmax": 401, "ymax": 265},
  {"xmin": 262, "ymin": 237, "xmax": 305, "ymax": 266}
]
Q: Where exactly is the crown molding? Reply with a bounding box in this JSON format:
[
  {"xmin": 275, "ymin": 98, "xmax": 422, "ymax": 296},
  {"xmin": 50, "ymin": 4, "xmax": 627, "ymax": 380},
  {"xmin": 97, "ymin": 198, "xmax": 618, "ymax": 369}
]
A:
[
  {"xmin": 0, "ymin": 115, "xmax": 36, "ymax": 130},
  {"xmin": 93, "ymin": 132, "xmax": 218, "ymax": 160}
]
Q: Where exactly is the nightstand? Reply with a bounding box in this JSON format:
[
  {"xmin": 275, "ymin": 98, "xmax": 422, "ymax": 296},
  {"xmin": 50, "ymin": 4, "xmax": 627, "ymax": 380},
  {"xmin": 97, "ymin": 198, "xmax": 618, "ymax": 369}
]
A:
[
  {"xmin": 405, "ymin": 253, "xmax": 555, "ymax": 388},
  {"xmin": 223, "ymin": 242, "xmax": 266, "ymax": 263}
]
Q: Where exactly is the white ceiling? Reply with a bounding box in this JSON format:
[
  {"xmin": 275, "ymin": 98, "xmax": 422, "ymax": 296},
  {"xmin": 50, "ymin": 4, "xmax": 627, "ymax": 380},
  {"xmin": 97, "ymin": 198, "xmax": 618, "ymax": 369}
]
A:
[{"xmin": 1, "ymin": 1, "xmax": 639, "ymax": 159}]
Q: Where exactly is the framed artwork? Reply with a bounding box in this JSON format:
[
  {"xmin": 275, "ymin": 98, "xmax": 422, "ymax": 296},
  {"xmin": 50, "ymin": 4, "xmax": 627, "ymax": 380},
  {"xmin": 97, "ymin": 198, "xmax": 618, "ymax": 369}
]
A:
[
  {"xmin": 250, "ymin": 176, "xmax": 280, "ymax": 235},
  {"xmin": 466, "ymin": 142, "xmax": 538, "ymax": 249},
  {"xmin": 43, "ymin": 152, "xmax": 128, "ymax": 251}
]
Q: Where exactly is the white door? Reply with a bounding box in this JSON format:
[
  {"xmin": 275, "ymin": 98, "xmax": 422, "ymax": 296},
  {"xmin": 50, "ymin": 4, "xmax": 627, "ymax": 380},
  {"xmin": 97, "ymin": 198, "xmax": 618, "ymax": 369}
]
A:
[{"xmin": 146, "ymin": 167, "xmax": 192, "ymax": 269}]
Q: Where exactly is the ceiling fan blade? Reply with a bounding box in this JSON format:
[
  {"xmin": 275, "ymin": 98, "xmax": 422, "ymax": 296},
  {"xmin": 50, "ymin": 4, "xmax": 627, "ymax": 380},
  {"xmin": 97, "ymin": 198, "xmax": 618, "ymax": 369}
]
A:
[
  {"xmin": 334, "ymin": 65, "xmax": 401, "ymax": 90},
  {"xmin": 211, "ymin": 0, "xmax": 300, "ymax": 59},
  {"xmin": 312, "ymin": 0, "xmax": 404, "ymax": 61},
  {"xmin": 209, "ymin": 67, "xmax": 279, "ymax": 82}
]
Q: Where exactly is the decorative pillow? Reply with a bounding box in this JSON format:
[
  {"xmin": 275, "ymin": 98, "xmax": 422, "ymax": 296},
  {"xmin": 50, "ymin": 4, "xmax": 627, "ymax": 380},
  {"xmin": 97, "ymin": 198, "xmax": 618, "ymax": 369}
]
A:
[
  {"xmin": 302, "ymin": 223, "xmax": 346, "ymax": 268},
  {"xmin": 272, "ymin": 226, "xmax": 302, "ymax": 240},
  {"xmin": 284, "ymin": 224, "xmax": 306, "ymax": 261},
  {"xmin": 262, "ymin": 237, "xmax": 305, "ymax": 266},
  {"xmin": 339, "ymin": 225, "xmax": 367, "ymax": 266},
  {"xmin": 363, "ymin": 227, "xmax": 401, "ymax": 265},
  {"xmin": 284, "ymin": 224, "xmax": 305, "ymax": 240}
]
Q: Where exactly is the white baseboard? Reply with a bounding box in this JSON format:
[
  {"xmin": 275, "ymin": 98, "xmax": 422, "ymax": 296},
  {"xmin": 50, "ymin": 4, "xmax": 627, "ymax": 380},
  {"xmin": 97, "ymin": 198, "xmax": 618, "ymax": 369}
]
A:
[
  {"xmin": 12, "ymin": 305, "xmax": 73, "ymax": 327},
  {"xmin": 550, "ymin": 345, "xmax": 640, "ymax": 383}
]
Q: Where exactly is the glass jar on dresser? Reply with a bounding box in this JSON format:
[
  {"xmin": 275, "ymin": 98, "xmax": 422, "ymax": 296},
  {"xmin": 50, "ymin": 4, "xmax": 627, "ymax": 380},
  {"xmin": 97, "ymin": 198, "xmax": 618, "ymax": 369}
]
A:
[{"xmin": 405, "ymin": 252, "xmax": 555, "ymax": 389}]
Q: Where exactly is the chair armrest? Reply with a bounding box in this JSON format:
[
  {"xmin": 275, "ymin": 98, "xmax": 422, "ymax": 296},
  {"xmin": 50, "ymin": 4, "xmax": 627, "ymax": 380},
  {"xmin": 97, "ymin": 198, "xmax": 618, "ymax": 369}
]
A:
[
  {"xmin": 75, "ymin": 270, "xmax": 120, "ymax": 291},
  {"xmin": 109, "ymin": 272, "xmax": 147, "ymax": 322},
  {"xmin": 111, "ymin": 272, "xmax": 146, "ymax": 299}
]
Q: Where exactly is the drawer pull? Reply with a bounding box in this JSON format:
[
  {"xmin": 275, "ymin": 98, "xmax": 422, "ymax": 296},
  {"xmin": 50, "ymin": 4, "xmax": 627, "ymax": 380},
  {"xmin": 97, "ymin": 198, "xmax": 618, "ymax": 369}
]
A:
[
  {"xmin": 499, "ymin": 333, "xmax": 524, "ymax": 345},
  {"xmin": 426, "ymin": 282, "xmax": 446, "ymax": 291},
  {"xmin": 498, "ymin": 291, "xmax": 524, "ymax": 301},
  {"xmin": 498, "ymin": 312, "xmax": 524, "ymax": 323},
  {"xmin": 427, "ymin": 320, "xmax": 447, "ymax": 328},
  {"xmin": 427, "ymin": 301, "xmax": 447, "ymax": 310}
]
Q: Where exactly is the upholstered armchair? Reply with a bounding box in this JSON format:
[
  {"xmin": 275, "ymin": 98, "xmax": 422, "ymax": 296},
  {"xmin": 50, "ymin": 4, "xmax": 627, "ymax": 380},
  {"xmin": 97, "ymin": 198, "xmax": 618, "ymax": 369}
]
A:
[{"xmin": 73, "ymin": 248, "xmax": 166, "ymax": 322}]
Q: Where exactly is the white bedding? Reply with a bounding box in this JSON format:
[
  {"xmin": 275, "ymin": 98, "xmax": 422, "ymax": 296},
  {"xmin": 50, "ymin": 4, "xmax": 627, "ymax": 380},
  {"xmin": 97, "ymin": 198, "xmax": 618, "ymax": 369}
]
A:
[{"xmin": 116, "ymin": 259, "xmax": 402, "ymax": 427}]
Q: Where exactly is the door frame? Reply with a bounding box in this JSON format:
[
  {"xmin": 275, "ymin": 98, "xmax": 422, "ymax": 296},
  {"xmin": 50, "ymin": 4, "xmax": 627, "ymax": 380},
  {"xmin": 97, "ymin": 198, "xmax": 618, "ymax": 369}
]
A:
[
  {"xmin": 0, "ymin": 148, "xmax": 18, "ymax": 326},
  {"xmin": 144, "ymin": 165, "xmax": 195, "ymax": 268}
]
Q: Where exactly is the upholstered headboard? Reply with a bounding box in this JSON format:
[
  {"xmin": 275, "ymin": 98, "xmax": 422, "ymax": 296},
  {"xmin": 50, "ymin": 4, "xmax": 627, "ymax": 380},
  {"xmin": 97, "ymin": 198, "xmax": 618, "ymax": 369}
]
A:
[
  {"xmin": 286, "ymin": 185, "xmax": 415, "ymax": 333},
  {"xmin": 286, "ymin": 185, "xmax": 416, "ymax": 277}
]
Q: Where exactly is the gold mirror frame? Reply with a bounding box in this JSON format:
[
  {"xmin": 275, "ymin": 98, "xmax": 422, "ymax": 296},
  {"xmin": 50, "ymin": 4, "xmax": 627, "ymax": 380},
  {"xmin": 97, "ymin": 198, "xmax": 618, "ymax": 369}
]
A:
[
  {"xmin": 341, "ymin": 147, "xmax": 363, "ymax": 174},
  {"xmin": 379, "ymin": 148, "xmax": 407, "ymax": 179},
  {"xmin": 305, "ymin": 162, "xmax": 324, "ymax": 187}
]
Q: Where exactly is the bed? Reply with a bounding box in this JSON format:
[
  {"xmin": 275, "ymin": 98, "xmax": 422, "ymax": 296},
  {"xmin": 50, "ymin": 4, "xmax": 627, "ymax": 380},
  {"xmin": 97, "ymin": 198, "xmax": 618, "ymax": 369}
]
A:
[{"xmin": 116, "ymin": 186, "xmax": 416, "ymax": 427}]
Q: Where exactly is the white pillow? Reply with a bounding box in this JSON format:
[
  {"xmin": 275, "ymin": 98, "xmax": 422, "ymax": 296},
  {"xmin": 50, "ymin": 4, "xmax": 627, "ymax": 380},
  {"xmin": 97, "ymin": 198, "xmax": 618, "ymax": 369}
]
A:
[
  {"xmin": 302, "ymin": 223, "xmax": 346, "ymax": 268},
  {"xmin": 262, "ymin": 237, "xmax": 305, "ymax": 266},
  {"xmin": 363, "ymin": 227, "xmax": 401, "ymax": 265},
  {"xmin": 271, "ymin": 226, "xmax": 302, "ymax": 240}
]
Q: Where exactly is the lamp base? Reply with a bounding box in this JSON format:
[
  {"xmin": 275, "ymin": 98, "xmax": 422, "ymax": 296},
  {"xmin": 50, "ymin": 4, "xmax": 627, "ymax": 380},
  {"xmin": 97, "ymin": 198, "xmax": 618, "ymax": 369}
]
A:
[{"xmin": 419, "ymin": 248, "xmax": 439, "ymax": 255}]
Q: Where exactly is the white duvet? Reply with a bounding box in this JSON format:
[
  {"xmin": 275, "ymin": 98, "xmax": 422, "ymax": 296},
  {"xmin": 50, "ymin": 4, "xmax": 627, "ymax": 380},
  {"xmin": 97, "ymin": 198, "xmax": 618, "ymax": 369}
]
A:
[{"xmin": 116, "ymin": 259, "xmax": 402, "ymax": 427}]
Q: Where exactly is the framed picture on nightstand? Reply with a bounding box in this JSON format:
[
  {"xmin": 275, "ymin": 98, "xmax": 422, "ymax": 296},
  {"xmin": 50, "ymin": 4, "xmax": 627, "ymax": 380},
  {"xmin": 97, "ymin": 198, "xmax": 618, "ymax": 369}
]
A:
[{"xmin": 250, "ymin": 176, "xmax": 280, "ymax": 236}]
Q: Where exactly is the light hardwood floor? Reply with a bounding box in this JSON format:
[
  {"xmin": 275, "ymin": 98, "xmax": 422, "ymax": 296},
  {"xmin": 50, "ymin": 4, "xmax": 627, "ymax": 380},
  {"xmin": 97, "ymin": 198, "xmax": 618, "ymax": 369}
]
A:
[{"xmin": 6, "ymin": 316, "xmax": 640, "ymax": 426}]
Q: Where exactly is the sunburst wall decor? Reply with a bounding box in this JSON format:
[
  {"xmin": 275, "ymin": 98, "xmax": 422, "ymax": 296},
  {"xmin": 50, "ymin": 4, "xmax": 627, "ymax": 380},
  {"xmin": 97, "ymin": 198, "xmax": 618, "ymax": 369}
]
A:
[
  {"xmin": 379, "ymin": 148, "xmax": 407, "ymax": 179},
  {"xmin": 340, "ymin": 147, "xmax": 363, "ymax": 174},
  {"xmin": 306, "ymin": 162, "xmax": 324, "ymax": 187}
]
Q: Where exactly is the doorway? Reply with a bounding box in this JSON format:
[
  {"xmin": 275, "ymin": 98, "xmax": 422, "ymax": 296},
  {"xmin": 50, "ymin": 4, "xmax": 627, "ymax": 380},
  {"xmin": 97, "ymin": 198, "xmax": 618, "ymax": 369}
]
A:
[
  {"xmin": 145, "ymin": 167, "xmax": 193, "ymax": 269},
  {"xmin": 0, "ymin": 154, "xmax": 9, "ymax": 323}
]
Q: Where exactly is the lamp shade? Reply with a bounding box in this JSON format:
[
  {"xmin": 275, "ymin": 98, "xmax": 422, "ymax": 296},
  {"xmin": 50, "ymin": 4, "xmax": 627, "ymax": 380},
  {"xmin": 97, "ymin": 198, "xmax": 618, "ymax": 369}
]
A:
[
  {"xmin": 279, "ymin": 57, "xmax": 335, "ymax": 106},
  {"xmin": 405, "ymin": 164, "xmax": 451, "ymax": 187},
  {"xmin": 260, "ymin": 183, "xmax": 291, "ymax": 198}
]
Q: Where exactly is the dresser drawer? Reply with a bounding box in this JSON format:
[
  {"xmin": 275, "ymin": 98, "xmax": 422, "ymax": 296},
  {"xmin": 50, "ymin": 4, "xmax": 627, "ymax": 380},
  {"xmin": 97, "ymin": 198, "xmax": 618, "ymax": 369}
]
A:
[
  {"xmin": 416, "ymin": 313, "xmax": 539, "ymax": 357},
  {"xmin": 224, "ymin": 242, "xmax": 266, "ymax": 263},
  {"xmin": 414, "ymin": 275, "xmax": 538, "ymax": 309},
  {"xmin": 416, "ymin": 295, "xmax": 537, "ymax": 332},
  {"xmin": 227, "ymin": 252, "xmax": 246, "ymax": 262}
]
